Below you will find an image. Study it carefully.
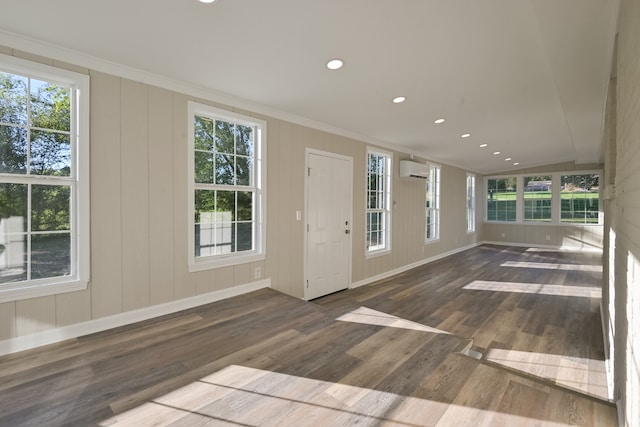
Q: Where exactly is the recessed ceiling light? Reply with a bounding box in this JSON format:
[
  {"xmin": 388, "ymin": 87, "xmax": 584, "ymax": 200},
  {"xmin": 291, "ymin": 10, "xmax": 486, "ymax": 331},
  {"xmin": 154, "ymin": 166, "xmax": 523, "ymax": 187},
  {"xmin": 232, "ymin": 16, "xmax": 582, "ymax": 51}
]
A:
[
  {"xmin": 461, "ymin": 133, "xmax": 471, "ymax": 138},
  {"xmin": 392, "ymin": 96, "xmax": 406, "ymax": 104},
  {"xmin": 326, "ymin": 59, "xmax": 343, "ymax": 70},
  {"xmin": 479, "ymin": 144, "xmax": 488, "ymax": 148},
  {"xmin": 434, "ymin": 118, "xmax": 445, "ymax": 124},
  {"xmin": 493, "ymin": 151, "xmax": 501, "ymax": 155},
  {"xmin": 513, "ymin": 162, "xmax": 520, "ymax": 166},
  {"xmin": 505, "ymin": 157, "xmax": 512, "ymax": 161},
  {"xmin": 199, "ymin": 0, "xmax": 216, "ymax": 3}
]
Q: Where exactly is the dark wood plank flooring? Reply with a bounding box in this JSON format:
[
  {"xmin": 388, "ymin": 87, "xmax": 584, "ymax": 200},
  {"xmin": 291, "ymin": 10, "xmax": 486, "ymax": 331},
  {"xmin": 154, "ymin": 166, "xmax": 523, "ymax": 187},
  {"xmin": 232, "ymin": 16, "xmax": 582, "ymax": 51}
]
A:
[{"xmin": 0, "ymin": 245, "xmax": 615, "ymax": 426}]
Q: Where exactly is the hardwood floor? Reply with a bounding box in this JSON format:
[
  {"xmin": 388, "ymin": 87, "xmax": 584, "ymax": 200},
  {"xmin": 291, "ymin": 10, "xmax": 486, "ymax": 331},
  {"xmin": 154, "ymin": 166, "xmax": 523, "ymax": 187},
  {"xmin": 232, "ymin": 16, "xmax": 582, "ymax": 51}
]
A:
[{"xmin": 0, "ymin": 245, "xmax": 616, "ymax": 426}]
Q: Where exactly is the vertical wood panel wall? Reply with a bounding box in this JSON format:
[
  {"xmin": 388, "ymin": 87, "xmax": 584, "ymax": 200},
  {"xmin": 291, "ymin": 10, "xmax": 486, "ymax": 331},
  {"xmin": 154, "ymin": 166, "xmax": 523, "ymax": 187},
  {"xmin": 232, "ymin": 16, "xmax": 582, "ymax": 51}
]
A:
[{"xmin": 0, "ymin": 48, "xmax": 482, "ymax": 341}]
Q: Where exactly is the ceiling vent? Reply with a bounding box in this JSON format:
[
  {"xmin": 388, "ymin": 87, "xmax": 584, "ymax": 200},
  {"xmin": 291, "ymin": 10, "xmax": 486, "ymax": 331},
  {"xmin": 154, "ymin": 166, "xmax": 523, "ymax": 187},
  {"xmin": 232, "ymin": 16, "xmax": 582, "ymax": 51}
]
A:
[{"xmin": 399, "ymin": 160, "xmax": 429, "ymax": 179}]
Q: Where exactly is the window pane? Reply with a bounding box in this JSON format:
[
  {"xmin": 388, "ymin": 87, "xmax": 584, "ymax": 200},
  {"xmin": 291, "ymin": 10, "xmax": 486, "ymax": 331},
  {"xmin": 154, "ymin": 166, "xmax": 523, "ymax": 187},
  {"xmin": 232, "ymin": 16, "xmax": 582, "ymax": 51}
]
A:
[
  {"xmin": 487, "ymin": 177, "xmax": 517, "ymax": 222},
  {"xmin": 237, "ymin": 191, "xmax": 253, "ymax": 221},
  {"xmin": 0, "ymin": 182, "xmax": 27, "ymax": 283},
  {"xmin": 524, "ymin": 176, "xmax": 552, "ymax": 222},
  {"xmin": 31, "ymin": 185, "xmax": 70, "ymax": 232},
  {"xmin": 0, "ymin": 125, "xmax": 27, "ymax": 174},
  {"xmin": 235, "ymin": 125, "xmax": 253, "ymax": 156},
  {"xmin": 215, "ymin": 154, "xmax": 234, "ymax": 185},
  {"xmin": 0, "ymin": 231, "xmax": 26, "ymax": 284},
  {"xmin": 215, "ymin": 120, "xmax": 234, "ymax": 154},
  {"xmin": 194, "ymin": 189, "xmax": 215, "ymax": 223},
  {"xmin": 561, "ymin": 174, "xmax": 599, "ymax": 224},
  {"xmin": 30, "ymin": 129, "xmax": 71, "ymax": 176},
  {"xmin": 236, "ymin": 155, "xmax": 253, "ymax": 186},
  {"xmin": 194, "ymin": 151, "xmax": 213, "ymax": 184},
  {"xmin": 30, "ymin": 80, "xmax": 71, "ymax": 132},
  {"xmin": 194, "ymin": 115, "xmax": 214, "ymax": 151},
  {"xmin": 0, "ymin": 72, "xmax": 28, "ymax": 125},
  {"xmin": 236, "ymin": 222, "xmax": 253, "ymax": 252},
  {"xmin": 0, "ymin": 183, "xmax": 28, "ymax": 225},
  {"xmin": 216, "ymin": 190, "xmax": 236, "ymax": 221},
  {"xmin": 31, "ymin": 233, "xmax": 71, "ymax": 279}
]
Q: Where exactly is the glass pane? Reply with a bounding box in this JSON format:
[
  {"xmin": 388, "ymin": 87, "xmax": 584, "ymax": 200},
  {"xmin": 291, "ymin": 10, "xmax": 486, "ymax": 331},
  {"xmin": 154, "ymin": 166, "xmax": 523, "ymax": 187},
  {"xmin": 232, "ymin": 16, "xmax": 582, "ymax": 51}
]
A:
[
  {"xmin": 236, "ymin": 191, "xmax": 253, "ymax": 221},
  {"xmin": 0, "ymin": 183, "xmax": 28, "ymax": 225},
  {"xmin": 0, "ymin": 125, "xmax": 27, "ymax": 174},
  {"xmin": 30, "ymin": 129, "xmax": 71, "ymax": 176},
  {"xmin": 30, "ymin": 79, "xmax": 71, "ymax": 132},
  {"xmin": 236, "ymin": 222, "xmax": 253, "ymax": 252},
  {"xmin": 31, "ymin": 185, "xmax": 71, "ymax": 232},
  {"xmin": 0, "ymin": 232, "xmax": 26, "ymax": 284},
  {"xmin": 194, "ymin": 190, "xmax": 215, "ymax": 223},
  {"xmin": 235, "ymin": 124, "xmax": 253, "ymax": 156},
  {"xmin": 561, "ymin": 174, "xmax": 599, "ymax": 223},
  {"xmin": 31, "ymin": 233, "xmax": 71, "ymax": 279},
  {"xmin": 0, "ymin": 72, "xmax": 28, "ymax": 125},
  {"xmin": 194, "ymin": 115, "xmax": 214, "ymax": 151},
  {"xmin": 524, "ymin": 176, "xmax": 552, "ymax": 222},
  {"xmin": 487, "ymin": 177, "xmax": 517, "ymax": 222},
  {"xmin": 194, "ymin": 151, "xmax": 213, "ymax": 184},
  {"xmin": 0, "ymin": 182, "xmax": 27, "ymax": 282},
  {"xmin": 235, "ymin": 155, "xmax": 253, "ymax": 186},
  {"xmin": 215, "ymin": 120, "xmax": 235, "ymax": 154},
  {"xmin": 216, "ymin": 191, "xmax": 236, "ymax": 221},
  {"xmin": 215, "ymin": 154, "xmax": 234, "ymax": 185}
]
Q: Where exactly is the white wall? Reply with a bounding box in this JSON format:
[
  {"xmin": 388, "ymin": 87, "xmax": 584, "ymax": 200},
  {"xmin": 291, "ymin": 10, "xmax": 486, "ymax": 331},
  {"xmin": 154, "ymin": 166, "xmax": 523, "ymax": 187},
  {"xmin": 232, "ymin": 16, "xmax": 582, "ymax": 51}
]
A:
[{"xmin": 602, "ymin": 0, "xmax": 640, "ymax": 424}]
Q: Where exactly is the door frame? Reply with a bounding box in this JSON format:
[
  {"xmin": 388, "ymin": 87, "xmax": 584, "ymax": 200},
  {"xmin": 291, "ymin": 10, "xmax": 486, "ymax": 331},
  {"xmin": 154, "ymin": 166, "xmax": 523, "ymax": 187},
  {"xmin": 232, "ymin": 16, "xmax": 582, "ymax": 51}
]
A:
[{"xmin": 304, "ymin": 148, "xmax": 353, "ymax": 300}]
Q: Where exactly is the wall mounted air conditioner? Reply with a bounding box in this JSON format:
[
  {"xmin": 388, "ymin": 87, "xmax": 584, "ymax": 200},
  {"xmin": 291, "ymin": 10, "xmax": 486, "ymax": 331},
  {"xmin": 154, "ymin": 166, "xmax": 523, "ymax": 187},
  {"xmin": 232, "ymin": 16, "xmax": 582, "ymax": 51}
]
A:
[{"xmin": 399, "ymin": 160, "xmax": 429, "ymax": 179}]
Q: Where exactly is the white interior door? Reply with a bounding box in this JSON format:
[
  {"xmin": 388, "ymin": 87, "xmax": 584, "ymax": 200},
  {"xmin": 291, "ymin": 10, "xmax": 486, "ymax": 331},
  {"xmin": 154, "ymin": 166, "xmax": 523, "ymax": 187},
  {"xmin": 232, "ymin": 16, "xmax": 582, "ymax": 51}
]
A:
[{"xmin": 305, "ymin": 151, "xmax": 352, "ymax": 300}]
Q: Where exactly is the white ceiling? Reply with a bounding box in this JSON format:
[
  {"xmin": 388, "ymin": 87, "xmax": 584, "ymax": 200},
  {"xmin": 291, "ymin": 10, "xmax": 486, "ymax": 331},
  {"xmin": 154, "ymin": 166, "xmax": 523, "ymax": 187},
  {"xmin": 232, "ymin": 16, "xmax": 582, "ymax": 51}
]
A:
[{"xmin": 0, "ymin": 0, "xmax": 619, "ymax": 174}]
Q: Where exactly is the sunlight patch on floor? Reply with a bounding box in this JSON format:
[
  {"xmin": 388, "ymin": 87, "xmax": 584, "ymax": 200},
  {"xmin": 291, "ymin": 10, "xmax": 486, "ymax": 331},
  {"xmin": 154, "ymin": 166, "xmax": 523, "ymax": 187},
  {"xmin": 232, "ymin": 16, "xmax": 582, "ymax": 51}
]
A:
[
  {"xmin": 336, "ymin": 306, "xmax": 450, "ymax": 334},
  {"xmin": 484, "ymin": 348, "xmax": 609, "ymax": 400},
  {"xmin": 463, "ymin": 280, "xmax": 602, "ymax": 298},
  {"xmin": 500, "ymin": 261, "xmax": 602, "ymax": 272},
  {"xmin": 100, "ymin": 364, "xmax": 583, "ymax": 427}
]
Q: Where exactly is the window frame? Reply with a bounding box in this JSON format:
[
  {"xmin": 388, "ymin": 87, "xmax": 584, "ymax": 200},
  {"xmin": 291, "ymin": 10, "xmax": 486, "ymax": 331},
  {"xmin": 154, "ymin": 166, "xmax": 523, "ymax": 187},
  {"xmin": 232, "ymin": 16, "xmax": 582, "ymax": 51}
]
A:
[
  {"xmin": 187, "ymin": 102, "xmax": 266, "ymax": 271},
  {"xmin": 0, "ymin": 54, "xmax": 90, "ymax": 303},
  {"xmin": 484, "ymin": 170, "xmax": 602, "ymax": 225},
  {"xmin": 466, "ymin": 173, "xmax": 476, "ymax": 233},
  {"xmin": 425, "ymin": 163, "xmax": 441, "ymax": 242},
  {"xmin": 365, "ymin": 148, "xmax": 392, "ymax": 258}
]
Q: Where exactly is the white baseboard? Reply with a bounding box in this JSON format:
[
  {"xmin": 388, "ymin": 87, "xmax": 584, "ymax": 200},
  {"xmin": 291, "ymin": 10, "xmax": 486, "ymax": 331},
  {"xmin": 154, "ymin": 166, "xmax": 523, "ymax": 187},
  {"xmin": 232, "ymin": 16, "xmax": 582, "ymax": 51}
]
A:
[
  {"xmin": 350, "ymin": 243, "xmax": 480, "ymax": 289},
  {"xmin": 0, "ymin": 279, "xmax": 271, "ymax": 357}
]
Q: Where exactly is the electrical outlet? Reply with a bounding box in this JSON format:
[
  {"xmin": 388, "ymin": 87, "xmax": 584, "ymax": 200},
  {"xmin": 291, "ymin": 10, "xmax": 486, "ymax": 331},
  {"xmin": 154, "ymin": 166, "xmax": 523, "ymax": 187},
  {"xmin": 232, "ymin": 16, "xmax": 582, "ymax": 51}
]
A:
[
  {"xmin": 546, "ymin": 235, "xmax": 551, "ymax": 241},
  {"xmin": 254, "ymin": 267, "xmax": 262, "ymax": 279},
  {"xmin": 501, "ymin": 233, "xmax": 506, "ymax": 238}
]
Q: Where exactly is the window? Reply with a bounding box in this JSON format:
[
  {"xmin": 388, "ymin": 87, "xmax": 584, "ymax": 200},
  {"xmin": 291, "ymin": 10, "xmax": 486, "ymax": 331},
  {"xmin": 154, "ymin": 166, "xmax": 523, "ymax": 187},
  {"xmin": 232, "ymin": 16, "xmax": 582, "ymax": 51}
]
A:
[
  {"xmin": 561, "ymin": 174, "xmax": 599, "ymax": 224},
  {"xmin": 485, "ymin": 171, "xmax": 601, "ymax": 225},
  {"xmin": 0, "ymin": 55, "xmax": 90, "ymax": 302},
  {"xmin": 524, "ymin": 175, "xmax": 552, "ymax": 222},
  {"xmin": 487, "ymin": 177, "xmax": 517, "ymax": 222},
  {"xmin": 425, "ymin": 163, "xmax": 441, "ymax": 241},
  {"xmin": 366, "ymin": 149, "xmax": 391, "ymax": 255},
  {"xmin": 188, "ymin": 102, "xmax": 265, "ymax": 270},
  {"xmin": 466, "ymin": 174, "xmax": 475, "ymax": 232}
]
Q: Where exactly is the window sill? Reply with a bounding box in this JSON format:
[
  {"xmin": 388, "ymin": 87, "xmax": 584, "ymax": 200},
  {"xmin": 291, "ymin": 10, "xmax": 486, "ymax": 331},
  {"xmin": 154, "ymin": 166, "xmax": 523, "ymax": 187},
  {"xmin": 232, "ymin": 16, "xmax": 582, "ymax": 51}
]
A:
[
  {"xmin": 189, "ymin": 252, "xmax": 265, "ymax": 272},
  {"xmin": 0, "ymin": 278, "xmax": 88, "ymax": 303},
  {"xmin": 365, "ymin": 249, "xmax": 391, "ymax": 260}
]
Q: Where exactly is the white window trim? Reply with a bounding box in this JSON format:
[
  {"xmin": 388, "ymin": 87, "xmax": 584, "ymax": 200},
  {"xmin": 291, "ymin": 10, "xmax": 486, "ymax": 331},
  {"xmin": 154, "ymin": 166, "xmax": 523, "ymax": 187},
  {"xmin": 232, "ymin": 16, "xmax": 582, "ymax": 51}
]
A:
[
  {"xmin": 365, "ymin": 148, "xmax": 392, "ymax": 258},
  {"xmin": 484, "ymin": 170, "xmax": 602, "ymax": 225},
  {"xmin": 187, "ymin": 102, "xmax": 266, "ymax": 271},
  {"xmin": 467, "ymin": 173, "xmax": 476, "ymax": 234},
  {"xmin": 0, "ymin": 54, "xmax": 90, "ymax": 303},
  {"xmin": 425, "ymin": 162, "xmax": 441, "ymax": 243}
]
